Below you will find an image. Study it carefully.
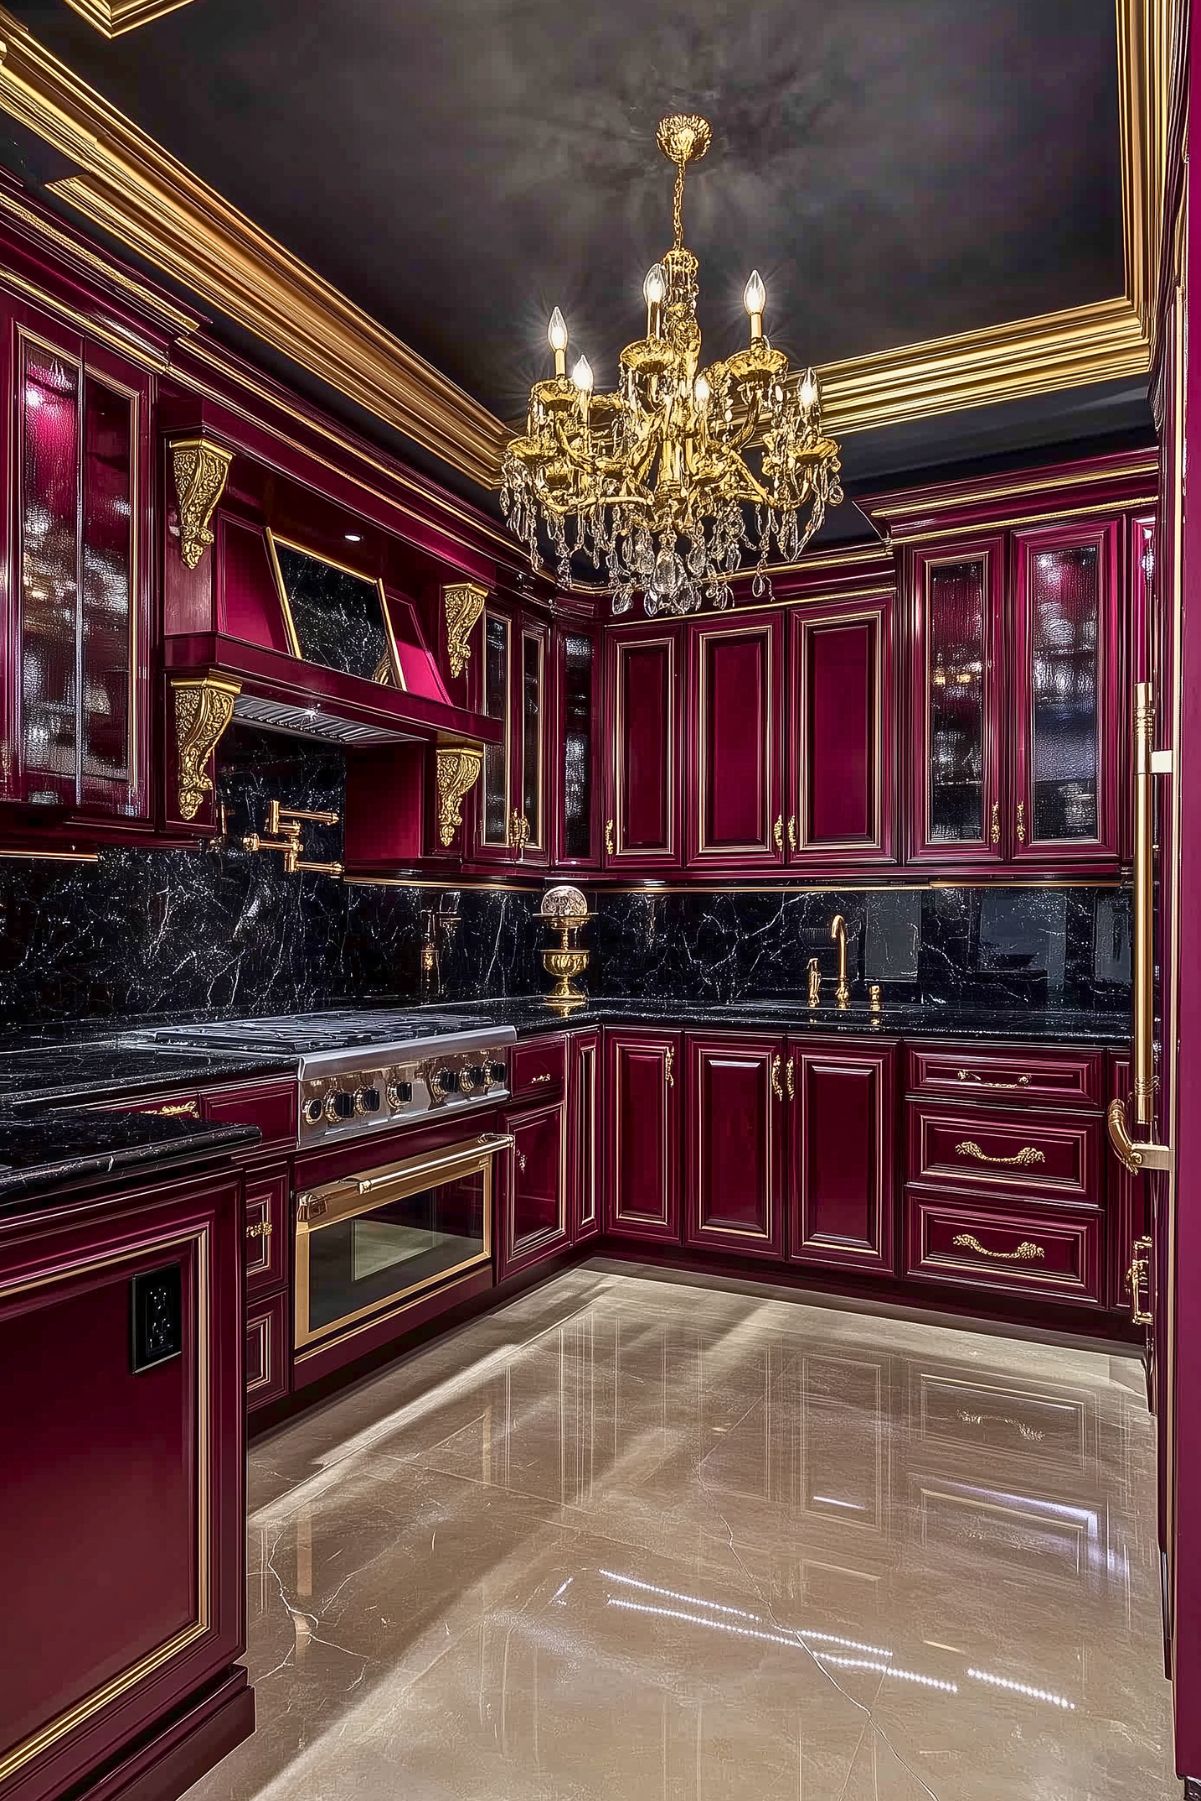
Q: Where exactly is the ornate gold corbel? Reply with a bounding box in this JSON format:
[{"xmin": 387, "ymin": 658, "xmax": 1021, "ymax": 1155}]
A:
[
  {"xmin": 173, "ymin": 675, "xmax": 241, "ymax": 821},
  {"xmin": 443, "ymin": 582, "xmax": 488, "ymax": 678},
  {"xmin": 434, "ymin": 744, "xmax": 483, "ymax": 846},
  {"xmin": 170, "ymin": 435, "xmax": 234, "ymax": 570}
]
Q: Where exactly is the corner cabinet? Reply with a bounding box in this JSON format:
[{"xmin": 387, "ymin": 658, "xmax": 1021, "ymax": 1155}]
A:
[
  {"xmin": 907, "ymin": 521, "xmax": 1121, "ymax": 870},
  {"xmin": 0, "ymin": 305, "xmax": 152, "ymax": 830},
  {"xmin": 604, "ymin": 1028, "xmax": 682, "ymax": 1239}
]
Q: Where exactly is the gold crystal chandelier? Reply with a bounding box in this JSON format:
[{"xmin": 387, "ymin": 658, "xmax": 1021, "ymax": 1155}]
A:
[{"xmin": 501, "ymin": 114, "xmax": 843, "ymax": 616}]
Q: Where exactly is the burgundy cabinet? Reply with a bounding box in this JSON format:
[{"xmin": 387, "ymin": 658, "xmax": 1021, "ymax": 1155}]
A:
[
  {"xmin": 570, "ymin": 1030, "xmax": 602, "ymax": 1243},
  {"xmin": 0, "ymin": 1161, "xmax": 250, "ymax": 1801},
  {"xmin": 684, "ymin": 1032, "xmax": 785, "ymax": 1259},
  {"xmin": 789, "ymin": 1040, "xmax": 897, "ymax": 1274},
  {"xmin": 908, "ymin": 539, "xmax": 1005, "ymax": 864},
  {"xmin": 474, "ymin": 605, "xmax": 549, "ymax": 866},
  {"xmin": 0, "ymin": 305, "xmax": 152, "ymax": 829},
  {"xmin": 499, "ymin": 1098, "xmax": 568, "ymax": 1277},
  {"xmin": 553, "ymin": 622, "xmax": 602, "ymax": 867},
  {"xmin": 604, "ymin": 1028, "xmax": 682, "ymax": 1240},
  {"xmin": 787, "ymin": 598, "xmax": 894, "ymax": 866},
  {"xmin": 603, "ymin": 624, "xmax": 680, "ymax": 869},
  {"xmin": 686, "ymin": 613, "xmax": 783, "ymax": 870},
  {"xmin": 1010, "ymin": 519, "xmax": 1120, "ymax": 865}
]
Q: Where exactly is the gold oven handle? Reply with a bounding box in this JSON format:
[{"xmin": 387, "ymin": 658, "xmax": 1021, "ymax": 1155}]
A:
[
  {"xmin": 354, "ymin": 1133, "xmax": 515, "ymax": 1198},
  {"xmin": 952, "ymin": 1233, "xmax": 1046, "ymax": 1263},
  {"xmin": 954, "ymin": 1140, "xmax": 1045, "ymax": 1169}
]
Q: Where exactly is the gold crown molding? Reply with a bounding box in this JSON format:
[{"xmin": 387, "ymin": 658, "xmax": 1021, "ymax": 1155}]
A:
[
  {"xmin": 172, "ymin": 674, "xmax": 240, "ymax": 821},
  {"xmin": 867, "ymin": 450, "xmax": 1159, "ymax": 526},
  {"xmin": 0, "ymin": 0, "xmax": 1173, "ymax": 495},
  {"xmin": 0, "ymin": 7, "xmax": 506, "ymax": 488},
  {"xmin": 170, "ymin": 434, "xmax": 232, "ymax": 568},
  {"xmin": 60, "ymin": 0, "xmax": 200, "ymax": 36},
  {"xmin": 443, "ymin": 581, "xmax": 488, "ymax": 678},
  {"xmin": 434, "ymin": 744, "xmax": 483, "ymax": 847}
]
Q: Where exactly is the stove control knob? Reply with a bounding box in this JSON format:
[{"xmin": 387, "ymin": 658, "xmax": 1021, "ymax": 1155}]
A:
[
  {"xmin": 386, "ymin": 1079, "xmax": 413, "ymax": 1109},
  {"xmin": 458, "ymin": 1066, "xmax": 484, "ymax": 1094},
  {"xmin": 488, "ymin": 1062, "xmax": 507, "ymax": 1087},
  {"xmin": 303, "ymin": 1095, "xmax": 325, "ymax": 1126},
  {"xmin": 325, "ymin": 1089, "xmax": 355, "ymax": 1123},
  {"xmin": 436, "ymin": 1067, "xmax": 458, "ymax": 1097},
  {"xmin": 359, "ymin": 1086, "xmax": 381, "ymax": 1114}
]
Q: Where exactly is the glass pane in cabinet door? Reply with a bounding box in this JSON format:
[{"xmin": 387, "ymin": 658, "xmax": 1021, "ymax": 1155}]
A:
[
  {"xmin": 1029, "ymin": 544, "xmax": 1099, "ymax": 841},
  {"xmin": 926, "ymin": 559, "xmax": 986, "ymax": 842},
  {"xmin": 521, "ymin": 629, "xmax": 544, "ymax": 847},
  {"xmin": 81, "ymin": 376, "xmax": 134, "ymax": 789},
  {"xmin": 482, "ymin": 612, "xmax": 510, "ymax": 845},
  {"xmin": 21, "ymin": 343, "xmax": 81, "ymax": 795},
  {"xmin": 562, "ymin": 632, "xmax": 594, "ymax": 859}
]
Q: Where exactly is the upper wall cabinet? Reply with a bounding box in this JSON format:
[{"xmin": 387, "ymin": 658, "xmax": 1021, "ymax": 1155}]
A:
[
  {"xmin": 787, "ymin": 596, "xmax": 894, "ymax": 868},
  {"xmin": 686, "ymin": 613, "xmax": 783, "ymax": 870},
  {"xmin": 0, "ymin": 306, "xmax": 152, "ymax": 829},
  {"xmin": 472, "ymin": 603, "xmax": 550, "ymax": 867},
  {"xmin": 603, "ymin": 621, "xmax": 681, "ymax": 869},
  {"xmin": 553, "ymin": 622, "xmax": 601, "ymax": 868}
]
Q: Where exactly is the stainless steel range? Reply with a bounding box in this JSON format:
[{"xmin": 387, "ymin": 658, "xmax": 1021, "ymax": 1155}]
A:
[{"xmin": 126, "ymin": 1008, "xmax": 517, "ymax": 1146}]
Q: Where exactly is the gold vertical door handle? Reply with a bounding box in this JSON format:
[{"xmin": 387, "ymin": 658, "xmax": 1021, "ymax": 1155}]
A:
[
  {"xmin": 773, "ymin": 815, "xmax": 783, "ymax": 851},
  {"xmin": 785, "ymin": 1055, "xmax": 795, "ymax": 1101},
  {"xmin": 771, "ymin": 1054, "xmax": 784, "ymax": 1101},
  {"xmin": 664, "ymin": 1045, "xmax": 675, "ymax": 1088},
  {"xmin": 787, "ymin": 815, "xmax": 797, "ymax": 851},
  {"xmin": 1125, "ymin": 1235, "xmax": 1153, "ymax": 1326},
  {"xmin": 604, "ymin": 818, "xmax": 615, "ymax": 856},
  {"xmin": 989, "ymin": 802, "xmax": 1000, "ymax": 844},
  {"xmin": 516, "ymin": 1150, "xmax": 527, "ymax": 1172},
  {"xmin": 1015, "ymin": 801, "xmax": 1026, "ymax": 844}
]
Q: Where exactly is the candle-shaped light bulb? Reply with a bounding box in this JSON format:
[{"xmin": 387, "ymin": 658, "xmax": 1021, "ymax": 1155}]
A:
[
  {"xmin": 548, "ymin": 306, "xmax": 568, "ymax": 375},
  {"xmin": 571, "ymin": 355, "xmax": 594, "ymax": 395},
  {"xmin": 743, "ymin": 269, "xmax": 766, "ymax": 341},
  {"xmin": 694, "ymin": 372, "xmax": 711, "ymax": 408},
  {"xmin": 799, "ymin": 366, "xmax": 820, "ymax": 412},
  {"xmin": 643, "ymin": 263, "xmax": 666, "ymax": 307}
]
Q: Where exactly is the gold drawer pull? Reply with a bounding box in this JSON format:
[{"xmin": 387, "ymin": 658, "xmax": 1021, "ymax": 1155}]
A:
[
  {"xmin": 245, "ymin": 1220, "xmax": 273, "ymax": 1240},
  {"xmin": 956, "ymin": 1069, "xmax": 1031, "ymax": 1090},
  {"xmin": 146, "ymin": 1099, "xmax": 200, "ymax": 1118},
  {"xmin": 954, "ymin": 1140, "xmax": 1045, "ymax": 1168},
  {"xmin": 529, "ymin": 1072, "xmax": 553, "ymax": 1085},
  {"xmin": 952, "ymin": 1232, "xmax": 1046, "ymax": 1262}
]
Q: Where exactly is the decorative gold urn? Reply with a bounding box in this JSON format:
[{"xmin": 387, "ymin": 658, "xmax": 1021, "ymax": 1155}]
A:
[{"xmin": 540, "ymin": 885, "xmax": 591, "ymax": 1012}]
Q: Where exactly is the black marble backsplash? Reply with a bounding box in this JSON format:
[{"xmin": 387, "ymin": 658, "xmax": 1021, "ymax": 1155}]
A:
[{"xmin": 0, "ymin": 728, "xmax": 1130, "ymax": 1027}]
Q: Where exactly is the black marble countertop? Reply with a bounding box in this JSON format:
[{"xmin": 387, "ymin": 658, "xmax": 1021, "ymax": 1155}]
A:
[
  {"xmin": 0, "ymin": 1110, "xmax": 262, "ymax": 1212},
  {"xmin": 427, "ymin": 996, "xmax": 1133, "ymax": 1047}
]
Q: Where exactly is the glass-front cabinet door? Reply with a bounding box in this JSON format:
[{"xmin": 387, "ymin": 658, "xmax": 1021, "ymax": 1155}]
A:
[
  {"xmin": 909, "ymin": 540, "xmax": 1003, "ymax": 863},
  {"xmin": 6, "ymin": 318, "xmax": 149, "ymax": 823},
  {"xmin": 554, "ymin": 624, "xmax": 599, "ymax": 866},
  {"xmin": 1011, "ymin": 520, "xmax": 1119, "ymax": 865},
  {"xmin": 517, "ymin": 619, "xmax": 548, "ymax": 865},
  {"xmin": 473, "ymin": 606, "xmax": 548, "ymax": 865},
  {"xmin": 476, "ymin": 606, "xmax": 513, "ymax": 862}
]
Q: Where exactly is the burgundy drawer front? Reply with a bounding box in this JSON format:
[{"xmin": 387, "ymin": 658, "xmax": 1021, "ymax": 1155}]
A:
[
  {"xmin": 511, "ymin": 1035, "xmax": 567, "ymax": 1101},
  {"xmin": 243, "ymin": 1170, "xmax": 287, "ymax": 1295},
  {"xmin": 905, "ymin": 1190, "xmax": 1103, "ymax": 1305},
  {"xmin": 245, "ymin": 1290, "xmax": 289, "ymax": 1411},
  {"xmin": 906, "ymin": 1044, "xmax": 1103, "ymax": 1108},
  {"xmin": 202, "ymin": 1081, "xmax": 298, "ymax": 1149},
  {"xmin": 907, "ymin": 1102, "xmax": 1100, "ymax": 1201}
]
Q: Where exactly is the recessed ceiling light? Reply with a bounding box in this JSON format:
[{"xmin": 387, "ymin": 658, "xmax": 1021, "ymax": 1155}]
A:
[{"xmin": 345, "ymin": 532, "xmax": 362, "ymax": 542}]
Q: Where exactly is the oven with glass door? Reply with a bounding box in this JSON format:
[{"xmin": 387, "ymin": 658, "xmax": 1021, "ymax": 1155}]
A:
[{"xmin": 294, "ymin": 1132, "xmax": 510, "ymax": 1369}]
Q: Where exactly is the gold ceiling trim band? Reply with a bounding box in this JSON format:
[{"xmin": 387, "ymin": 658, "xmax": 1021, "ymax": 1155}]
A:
[
  {"xmin": 60, "ymin": 0, "xmax": 200, "ymax": 36},
  {"xmin": 867, "ymin": 451, "xmax": 1159, "ymax": 523},
  {"xmin": 0, "ymin": 0, "xmax": 1174, "ymax": 490}
]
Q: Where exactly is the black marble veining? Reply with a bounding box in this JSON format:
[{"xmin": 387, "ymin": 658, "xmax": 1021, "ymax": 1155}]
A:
[{"xmin": 0, "ymin": 1111, "xmax": 261, "ymax": 1211}]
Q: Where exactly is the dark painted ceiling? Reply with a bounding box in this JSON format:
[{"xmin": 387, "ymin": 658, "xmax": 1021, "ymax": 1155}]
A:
[{"xmin": 0, "ymin": 0, "xmax": 1149, "ymax": 519}]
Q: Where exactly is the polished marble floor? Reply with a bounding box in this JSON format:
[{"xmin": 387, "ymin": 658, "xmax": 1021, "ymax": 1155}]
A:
[{"xmin": 191, "ymin": 1267, "xmax": 1178, "ymax": 1800}]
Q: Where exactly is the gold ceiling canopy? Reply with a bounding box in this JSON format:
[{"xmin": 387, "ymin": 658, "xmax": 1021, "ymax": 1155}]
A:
[{"xmin": 502, "ymin": 116, "xmax": 844, "ymax": 615}]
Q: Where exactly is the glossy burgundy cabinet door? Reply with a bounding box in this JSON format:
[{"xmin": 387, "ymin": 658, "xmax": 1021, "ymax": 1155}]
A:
[
  {"xmin": 685, "ymin": 1033, "xmax": 785, "ymax": 1259},
  {"xmin": 553, "ymin": 624, "xmax": 600, "ymax": 866},
  {"xmin": 604, "ymin": 625, "xmax": 679, "ymax": 867},
  {"xmin": 500, "ymin": 1100, "xmax": 567, "ymax": 1277},
  {"xmin": 604, "ymin": 1029, "xmax": 682, "ymax": 1239},
  {"xmin": 1010, "ymin": 520, "xmax": 1120, "ymax": 864},
  {"xmin": 789, "ymin": 600, "xmax": 893, "ymax": 865},
  {"xmin": 789, "ymin": 1041, "xmax": 896, "ymax": 1273},
  {"xmin": 687, "ymin": 614, "xmax": 782, "ymax": 869},
  {"xmin": 570, "ymin": 1031, "xmax": 602, "ymax": 1242},
  {"xmin": 908, "ymin": 540, "xmax": 1003, "ymax": 863}
]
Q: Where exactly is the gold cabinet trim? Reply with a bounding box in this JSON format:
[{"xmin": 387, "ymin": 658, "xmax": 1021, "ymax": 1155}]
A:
[
  {"xmin": 61, "ymin": 0, "xmax": 200, "ymax": 36},
  {"xmin": 170, "ymin": 435, "xmax": 232, "ymax": 570},
  {"xmin": 443, "ymin": 581, "xmax": 488, "ymax": 679},
  {"xmin": 172, "ymin": 674, "xmax": 241, "ymax": 823}
]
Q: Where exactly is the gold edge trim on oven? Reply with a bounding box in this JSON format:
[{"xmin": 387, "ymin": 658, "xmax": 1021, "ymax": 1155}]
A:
[
  {"xmin": 0, "ymin": 1225, "xmax": 211, "ymax": 1785},
  {"xmin": 293, "ymin": 1142, "xmax": 500, "ymax": 1350},
  {"xmin": 265, "ymin": 528, "xmax": 404, "ymax": 689}
]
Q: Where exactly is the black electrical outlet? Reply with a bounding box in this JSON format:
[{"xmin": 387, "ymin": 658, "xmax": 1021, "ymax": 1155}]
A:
[{"xmin": 130, "ymin": 1263, "xmax": 183, "ymax": 1373}]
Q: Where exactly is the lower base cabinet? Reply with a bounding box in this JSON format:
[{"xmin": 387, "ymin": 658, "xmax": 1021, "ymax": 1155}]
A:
[
  {"xmin": 499, "ymin": 1098, "xmax": 568, "ymax": 1278},
  {"xmin": 245, "ymin": 1289, "xmax": 289, "ymax": 1411},
  {"xmin": 604, "ymin": 1029, "xmax": 682, "ymax": 1241},
  {"xmin": 570, "ymin": 1031, "xmax": 602, "ymax": 1243},
  {"xmin": 685, "ymin": 1033, "xmax": 785, "ymax": 1258},
  {"xmin": 790, "ymin": 1041, "xmax": 897, "ymax": 1273}
]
